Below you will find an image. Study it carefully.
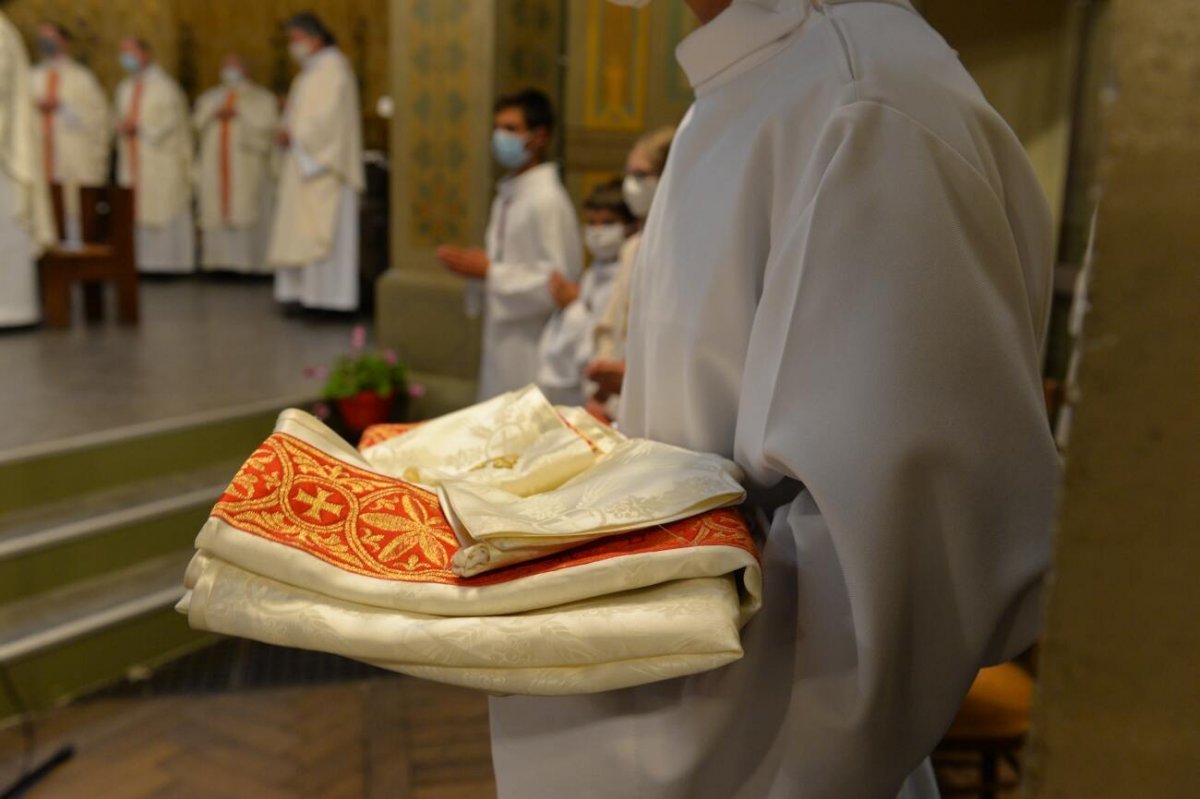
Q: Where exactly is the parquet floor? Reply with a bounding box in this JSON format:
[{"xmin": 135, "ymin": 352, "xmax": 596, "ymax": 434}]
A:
[{"xmin": 0, "ymin": 678, "xmax": 496, "ymax": 799}]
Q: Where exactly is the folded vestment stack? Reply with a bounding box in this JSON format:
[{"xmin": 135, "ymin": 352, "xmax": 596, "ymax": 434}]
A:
[{"xmin": 179, "ymin": 385, "xmax": 762, "ymax": 695}]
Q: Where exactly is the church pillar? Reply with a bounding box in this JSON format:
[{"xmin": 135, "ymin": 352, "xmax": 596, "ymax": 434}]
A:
[
  {"xmin": 376, "ymin": 0, "xmax": 499, "ymax": 412},
  {"xmin": 1023, "ymin": 1, "xmax": 1200, "ymax": 795},
  {"xmin": 376, "ymin": 0, "xmax": 569, "ymax": 412}
]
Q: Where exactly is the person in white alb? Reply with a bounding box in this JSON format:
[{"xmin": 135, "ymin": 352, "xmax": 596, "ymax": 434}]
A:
[
  {"xmin": 194, "ymin": 54, "xmax": 279, "ymax": 272},
  {"xmin": 0, "ymin": 3, "xmax": 55, "ymax": 328},
  {"xmin": 114, "ymin": 37, "xmax": 194, "ymax": 274},
  {"xmin": 268, "ymin": 12, "xmax": 364, "ymax": 312},
  {"xmin": 31, "ymin": 22, "xmax": 110, "ymax": 190},
  {"xmin": 535, "ymin": 178, "xmax": 634, "ymax": 405},
  {"xmin": 488, "ymin": 1, "xmax": 1061, "ymax": 798},
  {"xmin": 583, "ymin": 125, "xmax": 675, "ymax": 421},
  {"xmin": 437, "ymin": 88, "xmax": 583, "ymax": 400}
]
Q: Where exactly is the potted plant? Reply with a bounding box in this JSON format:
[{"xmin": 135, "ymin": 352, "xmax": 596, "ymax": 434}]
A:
[{"xmin": 306, "ymin": 325, "xmax": 420, "ymax": 433}]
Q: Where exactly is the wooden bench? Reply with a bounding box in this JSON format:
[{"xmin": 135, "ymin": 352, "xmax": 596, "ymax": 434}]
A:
[{"xmin": 38, "ymin": 184, "xmax": 138, "ymax": 328}]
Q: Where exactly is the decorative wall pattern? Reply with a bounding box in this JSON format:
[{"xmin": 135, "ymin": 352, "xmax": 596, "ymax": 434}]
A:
[
  {"xmin": 495, "ymin": 0, "xmax": 562, "ymax": 100},
  {"xmin": 401, "ymin": 0, "xmax": 474, "ymax": 247},
  {"xmin": 581, "ymin": 0, "xmax": 649, "ymax": 132},
  {"xmin": 563, "ymin": 1, "xmax": 696, "ymax": 211}
]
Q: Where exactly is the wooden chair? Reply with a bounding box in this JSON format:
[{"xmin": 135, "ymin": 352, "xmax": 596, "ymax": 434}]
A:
[
  {"xmin": 38, "ymin": 184, "xmax": 138, "ymax": 328},
  {"xmin": 933, "ymin": 662, "xmax": 1035, "ymax": 798}
]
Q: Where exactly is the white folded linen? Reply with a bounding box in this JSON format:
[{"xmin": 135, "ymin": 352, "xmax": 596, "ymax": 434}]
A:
[
  {"xmin": 181, "ymin": 555, "xmax": 750, "ymax": 695},
  {"xmin": 359, "ymin": 384, "xmax": 609, "ymax": 496},
  {"xmin": 180, "ymin": 397, "xmax": 763, "ymax": 695},
  {"xmin": 442, "ymin": 437, "xmax": 745, "ymax": 577}
]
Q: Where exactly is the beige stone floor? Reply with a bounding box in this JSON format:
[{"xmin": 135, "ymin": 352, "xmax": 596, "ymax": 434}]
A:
[{"xmin": 0, "ymin": 276, "xmax": 363, "ymax": 452}]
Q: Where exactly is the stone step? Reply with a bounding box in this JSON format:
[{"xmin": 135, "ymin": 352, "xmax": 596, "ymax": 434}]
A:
[
  {"xmin": 0, "ymin": 460, "xmax": 237, "ymax": 605},
  {"xmin": 0, "ymin": 551, "xmax": 207, "ymax": 718},
  {"xmin": 0, "ymin": 394, "xmax": 307, "ymax": 515}
]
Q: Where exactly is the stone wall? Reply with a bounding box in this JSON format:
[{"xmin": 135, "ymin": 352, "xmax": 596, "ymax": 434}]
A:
[{"xmin": 1023, "ymin": 1, "xmax": 1200, "ymax": 795}]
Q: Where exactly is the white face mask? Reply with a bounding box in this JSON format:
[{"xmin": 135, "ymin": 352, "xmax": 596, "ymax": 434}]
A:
[
  {"xmin": 288, "ymin": 40, "xmax": 314, "ymax": 65},
  {"xmin": 622, "ymin": 174, "xmax": 658, "ymax": 220},
  {"xmin": 221, "ymin": 67, "xmax": 244, "ymax": 86},
  {"xmin": 584, "ymin": 223, "xmax": 626, "ymax": 262}
]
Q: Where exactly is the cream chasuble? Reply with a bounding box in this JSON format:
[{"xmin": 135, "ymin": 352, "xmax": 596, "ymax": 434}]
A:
[
  {"xmin": 489, "ymin": 1, "xmax": 1059, "ymax": 798},
  {"xmin": 115, "ymin": 63, "xmax": 194, "ymax": 274},
  {"xmin": 179, "ymin": 387, "xmax": 762, "ymax": 695},
  {"xmin": 31, "ymin": 56, "xmax": 110, "ymax": 187},
  {"xmin": 476, "ymin": 161, "xmax": 583, "ymax": 401},
  {"xmin": 268, "ymin": 47, "xmax": 363, "ymax": 311},
  {"xmin": 194, "ymin": 79, "xmax": 278, "ymax": 272},
  {"xmin": 0, "ymin": 11, "xmax": 55, "ymax": 328}
]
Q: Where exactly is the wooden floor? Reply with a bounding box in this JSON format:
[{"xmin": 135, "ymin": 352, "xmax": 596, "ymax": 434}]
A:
[
  {"xmin": 0, "ymin": 678, "xmax": 496, "ymax": 799},
  {"xmin": 0, "ymin": 672, "xmax": 1017, "ymax": 798}
]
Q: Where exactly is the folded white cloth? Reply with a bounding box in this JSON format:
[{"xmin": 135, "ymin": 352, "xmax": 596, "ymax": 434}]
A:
[
  {"xmin": 443, "ymin": 437, "xmax": 745, "ymax": 576},
  {"xmin": 180, "ymin": 391, "xmax": 762, "ymax": 695},
  {"xmin": 359, "ymin": 384, "xmax": 615, "ymax": 496},
  {"xmin": 181, "ymin": 553, "xmax": 752, "ymax": 695}
]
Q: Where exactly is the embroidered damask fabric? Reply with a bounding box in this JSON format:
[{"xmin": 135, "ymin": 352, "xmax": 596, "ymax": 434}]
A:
[{"xmin": 180, "ymin": 386, "xmax": 762, "ymax": 695}]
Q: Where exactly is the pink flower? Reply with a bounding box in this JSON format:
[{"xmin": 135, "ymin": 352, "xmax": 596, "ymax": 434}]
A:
[
  {"xmin": 302, "ymin": 365, "xmax": 329, "ymax": 381},
  {"xmin": 313, "ymin": 402, "xmax": 332, "ymax": 420},
  {"xmin": 384, "ymin": 350, "xmax": 398, "ymax": 366},
  {"xmin": 351, "ymin": 324, "xmax": 367, "ymax": 351},
  {"xmin": 408, "ymin": 383, "xmax": 427, "ymax": 399}
]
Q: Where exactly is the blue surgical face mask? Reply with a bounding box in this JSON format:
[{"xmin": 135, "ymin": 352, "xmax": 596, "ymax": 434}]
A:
[
  {"xmin": 492, "ymin": 129, "xmax": 530, "ymax": 171},
  {"xmin": 119, "ymin": 52, "xmax": 142, "ymax": 74}
]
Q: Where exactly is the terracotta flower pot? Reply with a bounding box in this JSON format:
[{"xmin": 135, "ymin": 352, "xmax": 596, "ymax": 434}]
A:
[{"xmin": 336, "ymin": 390, "xmax": 395, "ymax": 432}]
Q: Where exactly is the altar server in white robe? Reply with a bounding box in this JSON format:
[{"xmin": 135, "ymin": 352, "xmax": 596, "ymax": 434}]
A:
[
  {"xmin": 115, "ymin": 37, "xmax": 194, "ymax": 274},
  {"xmin": 584, "ymin": 125, "xmax": 674, "ymax": 421},
  {"xmin": 535, "ymin": 179, "xmax": 633, "ymax": 405},
  {"xmin": 489, "ymin": 1, "xmax": 1061, "ymax": 798},
  {"xmin": 194, "ymin": 55, "xmax": 279, "ymax": 272},
  {"xmin": 269, "ymin": 13, "xmax": 364, "ymax": 311},
  {"xmin": 0, "ymin": 6, "xmax": 55, "ymax": 328},
  {"xmin": 437, "ymin": 88, "xmax": 582, "ymax": 400},
  {"xmin": 31, "ymin": 23, "xmax": 110, "ymax": 189}
]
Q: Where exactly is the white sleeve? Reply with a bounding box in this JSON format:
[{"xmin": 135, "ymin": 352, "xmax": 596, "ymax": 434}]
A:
[
  {"xmin": 733, "ymin": 102, "xmax": 1058, "ymax": 796},
  {"xmin": 191, "ymin": 91, "xmax": 218, "ymax": 132},
  {"xmin": 291, "ymin": 139, "xmax": 326, "ymax": 179},
  {"xmin": 487, "ymin": 193, "xmax": 582, "ymax": 323}
]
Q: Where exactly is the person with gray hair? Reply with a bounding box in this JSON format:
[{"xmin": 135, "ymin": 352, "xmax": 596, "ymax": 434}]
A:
[{"xmin": 267, "ymin": 11, "xmax": 364, "ymax": 311}]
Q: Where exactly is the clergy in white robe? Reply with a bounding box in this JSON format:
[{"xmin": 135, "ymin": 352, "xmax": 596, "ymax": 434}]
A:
[
  {"xmin": 31, "ymin": 23, "xmax": 110, "ymax": 189},
  {"xmin": 0, "ymin": 9, "xmax": 55, "ymax": 328},
  {"xmin": 438, "ymin": 89, "xmax": 582, "ymax": 401},
  {"xmin": 194, "ymin": 55, "xmax": 279, "ymax": 272},
  {"xmin": 489, "ymin": 1, "xmax": 1060, "ymax": 798},
  {"xmin": 114, "ymin": 38, "xmax": 194, "ymax": 274},
  {"xmin": 268, "ymin": 13, "xmax": 364, "ymax": 311}
]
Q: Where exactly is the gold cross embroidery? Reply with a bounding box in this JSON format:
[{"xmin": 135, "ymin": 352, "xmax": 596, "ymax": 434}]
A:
[{"xmin": 294, "ymin": 487, "xmax": 345, "ymax": 522}]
